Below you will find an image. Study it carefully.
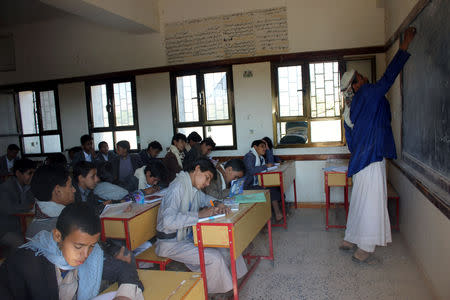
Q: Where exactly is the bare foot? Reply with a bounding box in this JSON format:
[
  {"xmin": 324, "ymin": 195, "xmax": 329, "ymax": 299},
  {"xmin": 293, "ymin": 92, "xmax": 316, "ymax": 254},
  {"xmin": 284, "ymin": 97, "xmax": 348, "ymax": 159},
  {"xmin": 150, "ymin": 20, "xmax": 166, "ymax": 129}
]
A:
[
  {"xmin": 115, "ymin": 246, "xmax": 131, "ymax": 264},
  {"xmin": 353, "ymin": 248, "xmax": 370, "ymax": 261}
]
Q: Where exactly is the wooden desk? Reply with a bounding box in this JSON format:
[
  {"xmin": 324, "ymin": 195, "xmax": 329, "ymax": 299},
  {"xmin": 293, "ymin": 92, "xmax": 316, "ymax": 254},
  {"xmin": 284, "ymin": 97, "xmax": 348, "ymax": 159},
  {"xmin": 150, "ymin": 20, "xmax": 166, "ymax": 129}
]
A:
[
  {"xmin": 256, "ymin": 160, "xmax": 297, "ymax": 229},
  {"xmin": 324, "ymin": 171, "xmax": 352, "ymax": 230},
  {"xmin": 102, "ymin": 270, "xmax": 204, "ymax": 299},
  {"xmin": 100, "ymin": 202, "xmax": 160, "ymax": 250},
  {"xmin": 13, "ymin": 210, "xmax": 35, "ymax": 241},
  {"xmin": 193, "ymin": 190, "xmax": 273, "ymax": 300}
]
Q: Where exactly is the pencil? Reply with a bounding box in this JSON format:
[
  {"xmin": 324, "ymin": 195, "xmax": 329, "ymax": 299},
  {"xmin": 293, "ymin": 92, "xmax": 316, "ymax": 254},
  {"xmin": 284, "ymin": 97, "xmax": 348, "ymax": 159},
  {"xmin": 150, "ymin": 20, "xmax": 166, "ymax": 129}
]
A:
[{"xmin": 210, "ymin": 200, "xmax": 215, "ymax": 207}]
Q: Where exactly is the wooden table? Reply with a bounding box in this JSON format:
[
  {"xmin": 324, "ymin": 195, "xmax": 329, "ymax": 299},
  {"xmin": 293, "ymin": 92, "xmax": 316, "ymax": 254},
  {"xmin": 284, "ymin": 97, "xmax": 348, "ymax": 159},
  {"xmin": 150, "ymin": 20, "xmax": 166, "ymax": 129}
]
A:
[
  {"xmin": 256, "ymin": 160, "xmax": 297, "ymax": 229},
  {"xmin": 193, "ymin": 190, "xmax": 274, "ymax": 300},
  {"xmin": 324, "ymin": 171, "xmax": 352, "ymax": 230},
  {"xmin": 100, "ymin": 202, "xmax": 160, "ymax": 250},
  {"xmin": 13, "ymin": 210, "xmax": 35, "ymax": 241},
  {"xmin": 102, "ymin": 270, "xmax": 204, "ymax": 299}
]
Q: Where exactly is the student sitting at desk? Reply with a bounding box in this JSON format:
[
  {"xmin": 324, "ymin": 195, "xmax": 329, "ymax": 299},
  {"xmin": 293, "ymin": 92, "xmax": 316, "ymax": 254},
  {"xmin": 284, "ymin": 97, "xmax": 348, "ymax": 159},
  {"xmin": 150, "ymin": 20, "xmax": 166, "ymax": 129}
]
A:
[
  {"xmin": 262, "ymin": 137, "xmax": 281, "ymax": 164},
  {"xmin": 204, "ymin": 158, "xmax": 246, "ymax": 200},
  {"xmin": 96, "ymin": 141, "xmax": 117, "ymax": 163},
  {"xmin": 94, "ymin": 162, "xmax": 129, "ymax": 201},
  {"xmin": 139, "ymin": 140, "xmax": 163, "ymax": 166},
  {"xmin": 185, "ymin": 131, "xmax": 202, "ymax": 152},
  {"xmin": 111, "ymin": 140, "xmax": 143, "ymax": 192},
  {"xmin": 133, "ymin": 160, "xmax": 168, "ymax": 195},
  {"xmin": 243, "ymin": 139, "xmax": 283, "ymax": 222},
  {"xmin": 163, "ymin": 133, "xmax": 187, "ymax": 183},
  {"xmin": 0, "ymin": 202, "xmax": 144, "ymax": 300},
  {"xmin": 155, "ymin": 158, "xmax": 248, "ymax": 296},
  {"xmin": 73, "ymin": 161, "xmax": 108, "ymax": 215},
  {"xmin": 71, "ymin": 135, "xmax": 98, "ymax": 167},
  {"xmin": 26, "ymin": 165, "xmax": 75, "ymax": 239},
  {"xmin": 0, "ymin": 159, "xmax": 36, "ymax": 257},
  {"xmin": 183, "ymin": 137, "xmax": 216, "ymax": 171}
]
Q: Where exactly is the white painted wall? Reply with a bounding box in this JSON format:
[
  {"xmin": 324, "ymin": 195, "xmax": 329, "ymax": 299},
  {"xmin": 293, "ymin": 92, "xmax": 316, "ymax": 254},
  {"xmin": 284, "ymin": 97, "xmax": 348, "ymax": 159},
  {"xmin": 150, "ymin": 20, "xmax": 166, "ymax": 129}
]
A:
[
  {"xmin": 0, "ymin": 0, "xmax": 384, "ymax": 85},
  {"xmin": 58, "ymin": 82, "xmax": 89, "ymax": 150},
  {"xmin": 135, "ymin": 72, "xmax": 173, "ymax": 155},
  {"xmin": 384, "ymin": 1, "xmax": 450, "ymax": 298}
]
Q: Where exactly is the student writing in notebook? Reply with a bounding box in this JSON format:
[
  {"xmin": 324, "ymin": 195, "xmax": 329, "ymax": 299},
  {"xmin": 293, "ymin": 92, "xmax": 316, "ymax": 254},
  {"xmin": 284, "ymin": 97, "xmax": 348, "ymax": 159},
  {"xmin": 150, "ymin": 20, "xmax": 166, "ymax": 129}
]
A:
[
  {"xmin": 243, "ymin": 139, "xmax": 283, "ymax": 222},
  {"xmin": 155, "ymin": 158, "xmax": 247, "ymax": 297},
  {"xmin": 0, "ymin": 202, "xmax": 143, "ymax": 300}
]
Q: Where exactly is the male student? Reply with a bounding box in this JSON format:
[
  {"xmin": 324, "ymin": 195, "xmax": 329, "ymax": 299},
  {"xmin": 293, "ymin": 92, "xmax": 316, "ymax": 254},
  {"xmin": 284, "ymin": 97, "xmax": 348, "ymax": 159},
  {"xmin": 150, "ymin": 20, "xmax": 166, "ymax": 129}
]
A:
[
  {"xmin": 111, "ymin": 140, "xmax": 143, "ymax": 192},
  {"xmin": 26, "ymin": 165, "xmax": 75, "ymax": 239},
  {"xmin": 183, "ymin": 137, "xmax": 216, "ymax": 170},
  {"xmin": 0, "ymin": 159, "xmax": 36, "ymax": 256},
  {"xmin": 0, "ymin": 144, "xmax": 20, "ymax": 179},
  {"xmin": 155, "ymin": 158, "xmax": 247, "ymax": 296},
  {"xmin": 163, "ymin": 133, "xmax": 187, "ymax": 183},
  {"xmin": 185, "ymin": 131, "xmax": 202, "ymax": 152},
  {"xmin": 0, "ymin": 202, "xmax": 144, "ymax": 300},
  {"xmin": 73, "ymin": 161, "xmax": 108, "ymax": 215},
  {"xmin": 133, "ymin": 160, "xmax": 168, "ymax": 194},
  {"xmin": 139, "ymin": 140, "xmax": 163, "ymax": 165},
  {"xmin": 204, "ymin": 158, "xmax": 245, "ymax": 199},
  {"xmin": 71, "ymin": 134, "xmax": 97, "ymax": 166},
  {"xmin": 96, "ymin": 141, "xmax": 117, "ymax": 163},
  {"xmin": 243, "ymin": 139, "xmax": 283, "ymax": 222},
  {"xmin": 339, "ymin": 27, "xmax": 416, "ymax": 264}
]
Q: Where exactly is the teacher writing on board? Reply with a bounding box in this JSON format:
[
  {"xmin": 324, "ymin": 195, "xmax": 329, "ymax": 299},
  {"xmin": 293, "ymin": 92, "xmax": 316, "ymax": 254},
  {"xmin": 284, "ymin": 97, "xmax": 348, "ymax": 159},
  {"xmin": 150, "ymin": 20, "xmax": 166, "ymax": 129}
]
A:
[{"xmin": 339, "ymin": 27, "xmax": 416, "ymax": 264}]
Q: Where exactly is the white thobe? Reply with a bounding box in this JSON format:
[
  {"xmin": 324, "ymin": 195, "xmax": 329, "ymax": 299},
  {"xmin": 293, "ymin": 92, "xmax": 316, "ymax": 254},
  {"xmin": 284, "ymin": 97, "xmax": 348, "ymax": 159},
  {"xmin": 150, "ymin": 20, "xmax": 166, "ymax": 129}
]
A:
[
  {"xmin": 344, "ymin": 159, "xmax": 391, "ymax": 252},
  {"xmin": 155, "ymin": 172, "xmax": 248, "ymax": 293}
]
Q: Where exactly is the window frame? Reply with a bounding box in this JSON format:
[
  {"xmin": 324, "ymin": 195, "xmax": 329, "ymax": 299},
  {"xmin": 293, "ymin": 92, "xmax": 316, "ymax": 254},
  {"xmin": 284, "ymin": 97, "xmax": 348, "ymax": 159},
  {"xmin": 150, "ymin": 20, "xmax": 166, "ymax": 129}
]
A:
[
  {"xmin": 16, "ymin": 86, "xmax": 64, "ymax": 157},
  {"xmin": 170, "ymin": 66, "xmax": 237, "ymax": 150},
  {"xmin": 85, "ymin": 77, "xmax": 141, "ymax": 151},
  {"xmin": 272, "ymin": 56, "xmax": 377, "ymax": 148}
]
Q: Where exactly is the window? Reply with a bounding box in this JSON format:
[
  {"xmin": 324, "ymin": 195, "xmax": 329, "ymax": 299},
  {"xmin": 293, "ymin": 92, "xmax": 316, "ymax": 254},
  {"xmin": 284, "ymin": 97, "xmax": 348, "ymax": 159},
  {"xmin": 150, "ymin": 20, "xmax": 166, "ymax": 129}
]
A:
[
  {"xmin": 86, "ymin": 78, "xmax": 140, "ymax": 150},
  {"xmin": 18, "ymin": 88, "xmax": 63, "ymax": 155},
  {"xmin": 170, "ymin": 67, "xmax": 236, "ymax": 149},
  {"xmin": 273, "ymin": 60, "xmax": 344, "ymax": 147}
]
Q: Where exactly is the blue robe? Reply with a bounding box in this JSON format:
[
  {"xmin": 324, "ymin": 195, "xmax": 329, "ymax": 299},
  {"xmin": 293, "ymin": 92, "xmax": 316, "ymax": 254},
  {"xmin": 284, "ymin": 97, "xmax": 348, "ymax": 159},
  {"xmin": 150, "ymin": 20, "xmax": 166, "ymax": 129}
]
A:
[{"xmin": 345, "ymin": 50, "xmax": 410, "ymax": 177}]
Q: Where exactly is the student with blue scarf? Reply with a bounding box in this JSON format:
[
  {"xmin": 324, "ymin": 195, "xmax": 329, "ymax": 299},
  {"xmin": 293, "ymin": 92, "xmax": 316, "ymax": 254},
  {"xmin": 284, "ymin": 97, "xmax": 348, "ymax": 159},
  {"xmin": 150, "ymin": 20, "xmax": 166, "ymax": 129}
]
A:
[{"xmin": 0, "ymin": 202, "xmax": 143, "ymax": 300}]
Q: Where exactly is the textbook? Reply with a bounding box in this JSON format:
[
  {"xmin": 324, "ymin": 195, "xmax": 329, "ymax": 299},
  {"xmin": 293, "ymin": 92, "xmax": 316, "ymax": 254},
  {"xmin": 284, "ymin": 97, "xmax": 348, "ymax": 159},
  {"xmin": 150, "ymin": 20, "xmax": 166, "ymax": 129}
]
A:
[
  {"xmin": 234, "ymin": 192, "xmax": 266, "ymax": 203},
  {"xmin": 228, "ymin": 178, "xmax": 245, "ymax": 197}
]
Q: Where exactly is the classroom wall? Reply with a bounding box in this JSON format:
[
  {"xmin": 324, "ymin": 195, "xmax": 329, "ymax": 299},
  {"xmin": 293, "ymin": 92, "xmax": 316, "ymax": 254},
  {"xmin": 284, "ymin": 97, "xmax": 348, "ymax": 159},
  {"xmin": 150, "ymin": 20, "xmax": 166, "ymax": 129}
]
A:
[
  {"xmin": 385, "ymin": 2, "xmax": 450, "ymax": 299},
  {"xmin": 0, "ymin": 0, "xmax": 384, "ymax": 85},
  {"xmin": 0, "ymin": 0, "xmax": 386, "ymax": 203}
]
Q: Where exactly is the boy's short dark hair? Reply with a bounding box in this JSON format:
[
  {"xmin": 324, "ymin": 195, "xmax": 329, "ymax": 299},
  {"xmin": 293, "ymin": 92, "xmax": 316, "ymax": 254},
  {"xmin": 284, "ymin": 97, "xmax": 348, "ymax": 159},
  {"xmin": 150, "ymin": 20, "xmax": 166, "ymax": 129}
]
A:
[
  {"xmin": 97, "ymin": 162, "xmax": 114, "ymax": 182},
  {"xmin": 73, "ymin": 161, "xmax": 96, "ymax": 181},
  {"xmin": 80, "ymin": 135, "xmax": 93, "ymax": 146},
  {"xmin": 56, "ymin": 202, "xmax": 101, "ymax": 240},
  {"xmin": 251, "ymin": 139, "xmax": 265, "ymax": 147},
  {"xmin": 201, "ymin": 137, "xmax": 216, "ymax": 149},
  {"xmin": 116, "ymin": 140, "xmax": 130, "ymax": 151},
  {"xmin": 148, "ymin": 141, "xmax": 162, "ymax": 151},
  {"xmin": 13, "ymin": 158, "xmax": 36, "ymax": 174},
  {"xmin": 171, "ymin": 133, "xmax": 187, "ymax": 145},
  {"xmin": 187, "ymin": 158, "xmax": 217, "ymax": 180},
  {"xmin": 224, "ymin": 159, "xmax": 245, "ymax": 173},
  {"xmin": 68, "ymin": 146, "xmax": 82, "ymax": 154},
  {"xmin": 187, "ymin": 132, "xmax": 202, "ymax": 143},
  {"xmin": 31, "ymin": 165, "xmax": 70, "ymax": 202},
  {"xmin": 144, "ymin": 160, "xmax": 168, "ymax": 182},
  {"xmin": 262, "ymin": 137, "xmax": 273, "ymax": 150},
  {"xmin": 7, "ymin": 144, "xmax": 20, "ymax": 152},
  {"xmin": 98, "ymin": 141, "xmax": 108, "ymax": 149},
  {"xmin": 46, "ymin": 153, "xmax": 68, "ymax": 167}
]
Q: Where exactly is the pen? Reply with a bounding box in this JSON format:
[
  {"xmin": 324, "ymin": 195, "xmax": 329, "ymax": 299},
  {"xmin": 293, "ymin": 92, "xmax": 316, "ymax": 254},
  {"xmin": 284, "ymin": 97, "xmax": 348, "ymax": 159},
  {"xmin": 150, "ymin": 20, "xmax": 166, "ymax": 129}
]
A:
[{"xmin": 210, "ymin": 200, "xmax": 215, "ymax": 207}]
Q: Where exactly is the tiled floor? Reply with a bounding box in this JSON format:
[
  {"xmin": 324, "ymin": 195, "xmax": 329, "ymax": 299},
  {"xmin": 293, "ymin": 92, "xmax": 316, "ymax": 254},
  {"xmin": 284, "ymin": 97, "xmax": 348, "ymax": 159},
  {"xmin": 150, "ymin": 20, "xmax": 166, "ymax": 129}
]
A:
[{"xmin": 238, "ymin": 208, "xmax": 435, "ymax": 300}]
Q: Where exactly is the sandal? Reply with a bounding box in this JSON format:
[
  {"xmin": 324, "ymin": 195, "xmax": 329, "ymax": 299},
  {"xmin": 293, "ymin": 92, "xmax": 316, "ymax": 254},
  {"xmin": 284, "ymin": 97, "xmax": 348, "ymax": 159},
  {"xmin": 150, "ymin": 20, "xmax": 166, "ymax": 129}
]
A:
[{"xmin": 351, "ymin": 254, "xmax": 381, "ymax": 265}]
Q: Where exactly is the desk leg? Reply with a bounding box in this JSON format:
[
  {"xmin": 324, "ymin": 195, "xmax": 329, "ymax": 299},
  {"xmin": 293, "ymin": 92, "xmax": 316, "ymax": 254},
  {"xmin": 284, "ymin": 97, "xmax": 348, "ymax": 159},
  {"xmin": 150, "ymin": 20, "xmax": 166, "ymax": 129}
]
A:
[
  {"xmin": 228, "ymin": 225, "xmax": 239, "ymax": 300},
  {"xmin": 268, "ymin": 220, "xmax": 274, "ymax": 261},
  {"xmin": 19, "ymin": 216, "xmax": 27, "ymax": 242},
  {"xmin": 100, "ymin": 220, "xmax": 106, "ymax": 242},
  {"xmin": 280, "ymin": 173, "xmax": 287, "ymax": 229},
  {"xmin": 124, "ymin": 222, "xmax": 131, "ymax": 250},
  {"xmin": 196, "ymin": 225, "xmax": 209, "ymax": 300},
  {"xmin": 293, "ymin": 179, "xmax": 298, "ymax": 209},
  {"xmin": 344, "ymin": 185, "xmax": 349, "ymax": 220},
  {"xmin": 325, "ymin": 185, "xmax": 330, "ymax": 231}
]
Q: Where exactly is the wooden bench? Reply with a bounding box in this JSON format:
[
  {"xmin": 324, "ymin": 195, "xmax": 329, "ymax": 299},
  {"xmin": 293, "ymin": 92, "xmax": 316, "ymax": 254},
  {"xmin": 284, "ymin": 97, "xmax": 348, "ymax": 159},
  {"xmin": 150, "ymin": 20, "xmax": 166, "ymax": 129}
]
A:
[
  {"xmin": 387, "ymin": 182, "xmax": 400, "ymax": 230},
  {"xmin": 135, "ymin": 244, "xmax": 172, "ymax": 270}
]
